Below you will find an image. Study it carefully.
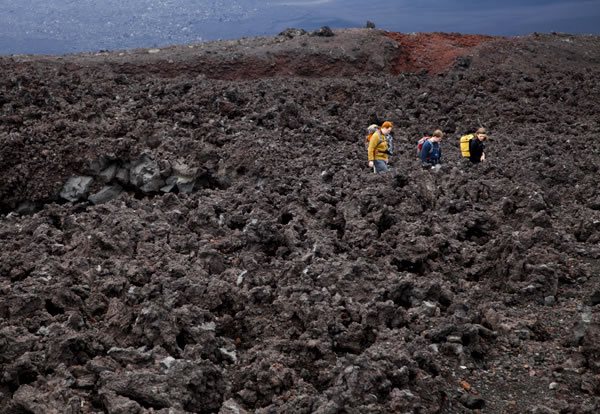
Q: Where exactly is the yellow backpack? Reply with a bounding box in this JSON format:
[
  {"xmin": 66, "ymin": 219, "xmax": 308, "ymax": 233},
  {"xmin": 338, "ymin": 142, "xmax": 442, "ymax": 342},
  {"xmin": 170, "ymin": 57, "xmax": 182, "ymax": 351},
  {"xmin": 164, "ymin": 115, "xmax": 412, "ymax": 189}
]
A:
[{"xmin": 460, "ymin": 134, "xmax": 474, "ymax": 157}]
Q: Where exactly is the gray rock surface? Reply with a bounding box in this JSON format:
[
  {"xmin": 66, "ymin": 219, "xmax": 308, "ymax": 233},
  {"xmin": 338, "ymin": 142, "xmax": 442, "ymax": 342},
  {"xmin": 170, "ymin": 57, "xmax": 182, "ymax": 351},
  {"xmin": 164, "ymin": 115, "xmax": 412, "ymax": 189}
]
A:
[
  {"xmin": 88, "ymin": 185, "xmax": 123, "ymax": 205},
  {"xmin": 59, "ymin": 176, "xmax": 93, "ymax": 201}
]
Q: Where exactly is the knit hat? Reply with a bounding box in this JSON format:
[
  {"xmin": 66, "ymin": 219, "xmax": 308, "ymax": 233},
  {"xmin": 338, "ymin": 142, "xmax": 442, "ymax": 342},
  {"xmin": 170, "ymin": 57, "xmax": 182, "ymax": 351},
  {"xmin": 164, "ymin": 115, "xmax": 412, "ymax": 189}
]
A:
[{"xmin": 381, "ymin": 121, "xmax": 393, "ymax": 129}]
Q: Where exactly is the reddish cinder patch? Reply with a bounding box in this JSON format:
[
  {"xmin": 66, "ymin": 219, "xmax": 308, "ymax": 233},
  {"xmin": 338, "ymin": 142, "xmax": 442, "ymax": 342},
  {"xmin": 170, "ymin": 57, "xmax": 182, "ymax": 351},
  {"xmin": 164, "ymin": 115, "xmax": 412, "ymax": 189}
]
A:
[{"xmin": 385, "ymin": 32, "xmax": 496, "ymax": 74}]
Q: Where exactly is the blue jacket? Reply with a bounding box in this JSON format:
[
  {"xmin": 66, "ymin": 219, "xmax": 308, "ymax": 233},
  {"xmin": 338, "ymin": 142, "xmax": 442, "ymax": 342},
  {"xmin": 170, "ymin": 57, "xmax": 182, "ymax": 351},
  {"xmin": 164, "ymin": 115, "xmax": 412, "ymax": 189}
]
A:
[{"xmin": 420, "ymin": 139, "xmax": 442, "ymax": 165}]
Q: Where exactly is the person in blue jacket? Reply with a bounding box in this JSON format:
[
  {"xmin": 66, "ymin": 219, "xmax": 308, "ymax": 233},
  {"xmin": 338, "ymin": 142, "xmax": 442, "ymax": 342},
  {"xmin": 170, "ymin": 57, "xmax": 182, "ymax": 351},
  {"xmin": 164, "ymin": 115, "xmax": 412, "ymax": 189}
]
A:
[{"xmin": 420, "ymin": 129, "xmax": 444, "ymax": 167}]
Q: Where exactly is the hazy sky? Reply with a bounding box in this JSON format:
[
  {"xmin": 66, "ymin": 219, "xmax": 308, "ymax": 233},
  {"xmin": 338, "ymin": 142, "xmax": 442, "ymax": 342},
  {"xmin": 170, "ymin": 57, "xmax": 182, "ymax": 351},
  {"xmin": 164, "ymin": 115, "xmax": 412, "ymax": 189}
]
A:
[{"xmin": 0, "ymin": 0, "xmax": 598, "ymax": 55}]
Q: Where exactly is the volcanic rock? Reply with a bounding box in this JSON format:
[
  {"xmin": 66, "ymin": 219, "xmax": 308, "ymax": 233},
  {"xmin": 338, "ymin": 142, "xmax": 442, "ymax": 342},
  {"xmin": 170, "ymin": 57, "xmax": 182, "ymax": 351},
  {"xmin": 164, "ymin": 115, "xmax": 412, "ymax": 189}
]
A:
[{"xmin": 1, "ymin": 28, "xmax": 600, "ymax": 413}]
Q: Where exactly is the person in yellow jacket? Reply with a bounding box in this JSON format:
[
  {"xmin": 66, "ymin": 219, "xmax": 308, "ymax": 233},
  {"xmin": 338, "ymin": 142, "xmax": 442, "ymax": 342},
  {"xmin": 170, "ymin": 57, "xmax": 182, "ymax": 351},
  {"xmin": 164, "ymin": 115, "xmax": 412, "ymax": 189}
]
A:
[{"xmin": 368, "ymin": 121, "xmax": 393, "ymax": 173}]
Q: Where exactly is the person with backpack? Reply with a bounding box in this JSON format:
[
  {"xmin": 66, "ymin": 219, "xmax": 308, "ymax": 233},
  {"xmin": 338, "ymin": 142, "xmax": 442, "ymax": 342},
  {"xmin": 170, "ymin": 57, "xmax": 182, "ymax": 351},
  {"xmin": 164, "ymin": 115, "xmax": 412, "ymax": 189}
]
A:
[
  {"xmin": 469, "ymin": 131, "xmax": 487, "ymax": 163},
  {"xmin": 461, "ymin": 127, "xmax": 487, "ymax": 164},
  {"xmin": 367, "ymin": 121, "xmax": 393, "ymax": 173},
  {"xmin": 418, "ymin": 129, "xmax": 444, "ymax": 168}
]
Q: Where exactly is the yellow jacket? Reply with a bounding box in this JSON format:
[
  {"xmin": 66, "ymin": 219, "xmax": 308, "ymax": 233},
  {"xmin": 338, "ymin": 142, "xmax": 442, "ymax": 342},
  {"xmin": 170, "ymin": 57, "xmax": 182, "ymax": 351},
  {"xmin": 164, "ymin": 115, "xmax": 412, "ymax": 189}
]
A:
[{"xmin": 368, "ymin": 130, "xmax": 389, "ymax": 161}]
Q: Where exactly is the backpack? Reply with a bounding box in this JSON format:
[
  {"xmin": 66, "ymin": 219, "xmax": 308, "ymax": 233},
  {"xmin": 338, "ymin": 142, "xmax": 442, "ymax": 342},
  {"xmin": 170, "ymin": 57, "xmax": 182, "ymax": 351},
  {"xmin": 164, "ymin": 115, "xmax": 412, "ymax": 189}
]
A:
[
  {"xmin": 365, "ymin": 131, "xmax": 377, "ymax": 149},
  {"xmin": 386, "ymin": 133, "xmax": 394, "ymax": 155},
  {"xmin": 460, "ymin": 134, "xmax": 474, "ymax": 157},
  {"xmin": 364, "ymin": 125, "xmax": 380, "ymax": 149},
  {"xmin": 417, "ymin": 136, "xmax": 432, "ymax": 158}
]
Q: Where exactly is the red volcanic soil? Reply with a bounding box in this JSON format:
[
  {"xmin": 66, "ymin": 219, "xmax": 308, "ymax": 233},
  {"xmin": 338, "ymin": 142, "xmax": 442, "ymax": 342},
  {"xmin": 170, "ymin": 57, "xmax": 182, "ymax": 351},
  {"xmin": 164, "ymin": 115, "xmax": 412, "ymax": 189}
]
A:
[
  {"xmin": 385, "ymin": 32, "xmax": 496, "ymax": 74},
  {"xmin": 1, "ymin": 29, "xmax": 600, "ymax": 413}
]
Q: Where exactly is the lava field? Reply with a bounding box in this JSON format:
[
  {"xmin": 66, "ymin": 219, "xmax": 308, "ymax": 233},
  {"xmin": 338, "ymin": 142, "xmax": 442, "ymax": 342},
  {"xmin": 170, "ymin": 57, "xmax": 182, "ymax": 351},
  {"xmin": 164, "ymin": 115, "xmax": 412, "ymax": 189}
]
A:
[{"xmin": 1, "ymin": 29, "xmax": 599, "ymax": 413}]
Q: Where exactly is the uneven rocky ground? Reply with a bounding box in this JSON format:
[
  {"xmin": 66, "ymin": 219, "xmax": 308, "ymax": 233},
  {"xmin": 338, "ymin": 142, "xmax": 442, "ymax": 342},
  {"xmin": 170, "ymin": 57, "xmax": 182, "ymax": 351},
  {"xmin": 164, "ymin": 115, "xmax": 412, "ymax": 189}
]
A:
[{"xmin": 1, "ymin": 28, "xmax": 600, "ymax": 413}]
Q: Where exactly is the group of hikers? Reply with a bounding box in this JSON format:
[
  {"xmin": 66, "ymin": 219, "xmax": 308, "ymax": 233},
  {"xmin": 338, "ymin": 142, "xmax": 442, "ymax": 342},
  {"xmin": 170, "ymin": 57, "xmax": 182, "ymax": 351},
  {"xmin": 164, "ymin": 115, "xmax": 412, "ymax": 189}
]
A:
[{"xmin": 366, "ymin": 121, "xmax": 488, "ymax": 173}]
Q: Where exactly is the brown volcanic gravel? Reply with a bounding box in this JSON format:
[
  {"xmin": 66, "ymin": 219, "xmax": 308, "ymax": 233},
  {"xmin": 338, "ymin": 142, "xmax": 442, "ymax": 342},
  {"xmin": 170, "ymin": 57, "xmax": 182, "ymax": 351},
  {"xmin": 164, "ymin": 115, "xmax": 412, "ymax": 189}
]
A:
[{"xmin": 1, "ymin": 29, "xmax": 600, "ymax": 413}]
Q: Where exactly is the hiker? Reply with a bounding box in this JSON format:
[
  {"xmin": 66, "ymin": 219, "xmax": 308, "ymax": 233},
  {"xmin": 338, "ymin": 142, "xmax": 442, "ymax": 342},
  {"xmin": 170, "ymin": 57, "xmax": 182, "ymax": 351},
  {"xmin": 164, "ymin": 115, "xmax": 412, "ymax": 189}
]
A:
[
  {"xmin": 367, "ymin": 121, "xmax": 393, "ymax": 173},
  {"xmin": 469, "ymin": 128, "xmax": 487, "ymax": 164},
  {"xmin": 419, "ymin": 129, "xmax": 444, "ymax": 167},
  {"xmin": 459, "ymin": 127, "xmax": 488, "ymax": 164}
]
